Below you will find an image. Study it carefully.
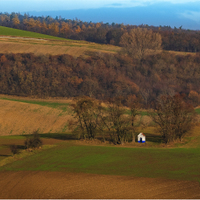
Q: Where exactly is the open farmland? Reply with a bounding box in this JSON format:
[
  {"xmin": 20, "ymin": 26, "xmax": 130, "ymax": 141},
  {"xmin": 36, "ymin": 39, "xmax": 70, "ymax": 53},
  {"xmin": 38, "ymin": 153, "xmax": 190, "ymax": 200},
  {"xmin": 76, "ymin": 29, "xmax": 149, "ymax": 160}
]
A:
[
  {"xmin": 0, "ymin": 25, "xmax": 200, "ymax": 198},
  {"xmin": 0, "ymin": 95, "xmax": 73, "ymax": 136},
  {"xmin": 0, "ymin": 95, "xmax": 200, "ymax": 198},
  {"xmin": 0, "ymin": 95, "xmax": 153, "ymax": 136},
  {"xmin": 0, "ymin": 26, "xmax": 120, "ymax": 57},
  {"xmin": 0, "ymin": 137, "xmax": 200, "ymax": 198}
]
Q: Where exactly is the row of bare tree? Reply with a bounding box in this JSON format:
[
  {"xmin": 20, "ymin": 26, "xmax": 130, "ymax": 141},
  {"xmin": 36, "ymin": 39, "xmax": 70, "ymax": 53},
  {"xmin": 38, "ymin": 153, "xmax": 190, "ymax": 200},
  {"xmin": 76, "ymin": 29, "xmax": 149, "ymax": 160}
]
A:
[{"xmin": 70, "ymin": 95, "xmax": 196, "ymax": 144}]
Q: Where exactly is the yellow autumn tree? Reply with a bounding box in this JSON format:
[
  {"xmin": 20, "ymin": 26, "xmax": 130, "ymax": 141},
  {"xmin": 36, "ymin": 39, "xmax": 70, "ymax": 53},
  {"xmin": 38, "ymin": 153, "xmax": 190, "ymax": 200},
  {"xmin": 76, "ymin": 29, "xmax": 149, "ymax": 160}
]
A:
[
  {"xmin": 60, "ymin": 22, "xmax": 70, "ymax": 37},
  {"xmin": 120, "ymin": 27, "xmax": 162, "ymax": 61},
  {"xmin": 12, "ymin": 15, "xmax": 20, "ymax": 26}
]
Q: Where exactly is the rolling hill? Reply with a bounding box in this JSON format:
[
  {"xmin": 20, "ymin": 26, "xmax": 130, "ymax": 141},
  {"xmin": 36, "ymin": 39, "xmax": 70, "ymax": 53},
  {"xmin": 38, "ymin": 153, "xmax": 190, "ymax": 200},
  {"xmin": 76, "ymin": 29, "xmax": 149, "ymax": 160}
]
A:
[
  {"xmin": 0, "ymin": 25, "xmax": 196, "ymax": 57},
  {"xmin": 0, "ymin": 25, "xmax": 66, "ymax": 40},
  {"xmin": 0, "ymin": 26, "xmax": 120, "ymax": 57}
]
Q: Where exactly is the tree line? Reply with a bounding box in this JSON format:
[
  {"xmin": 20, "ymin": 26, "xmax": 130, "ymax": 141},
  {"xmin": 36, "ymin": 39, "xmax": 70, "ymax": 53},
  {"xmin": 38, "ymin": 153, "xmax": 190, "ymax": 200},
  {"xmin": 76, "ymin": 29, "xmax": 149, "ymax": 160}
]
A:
[{"xmin": 1, "ymin": 12, "xmax": 200, "ymax": 52}]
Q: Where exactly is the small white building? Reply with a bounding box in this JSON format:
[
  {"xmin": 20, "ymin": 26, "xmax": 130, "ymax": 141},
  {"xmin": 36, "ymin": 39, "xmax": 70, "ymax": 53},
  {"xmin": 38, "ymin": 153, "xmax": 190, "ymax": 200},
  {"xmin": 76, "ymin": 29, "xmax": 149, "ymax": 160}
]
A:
[{"xmin": 138, "ymin": 133, "xmax": 146, "ymax": 143}]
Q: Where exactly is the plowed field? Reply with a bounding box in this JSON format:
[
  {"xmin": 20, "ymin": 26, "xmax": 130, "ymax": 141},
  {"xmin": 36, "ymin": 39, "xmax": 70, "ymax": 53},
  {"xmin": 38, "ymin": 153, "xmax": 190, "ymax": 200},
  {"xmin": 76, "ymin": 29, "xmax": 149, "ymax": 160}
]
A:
[{"xmin": 0, "ymin": 171, "xmax": 200, "ymax": 199}]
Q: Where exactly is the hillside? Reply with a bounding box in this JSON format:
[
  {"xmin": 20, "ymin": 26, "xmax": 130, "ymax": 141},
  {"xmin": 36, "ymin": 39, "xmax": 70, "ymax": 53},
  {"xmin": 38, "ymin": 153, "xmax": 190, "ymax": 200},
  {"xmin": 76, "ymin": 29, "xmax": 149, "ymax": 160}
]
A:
[
  {"xmin": 0, "ymin": 95, "xmax": 150, "ymax": 136},
  {"xmin": 1, "ymin": 13, "xmax": 200, "ymax": 53},
  {"xmin": 0, "ymin": 26, "xmax": 200, "ymax": 108},
  {"xmin": 0, "ymin": 26, "xmax": 120, "ymax": 57},
  {"xmin": 0, "ymin": 26, "xmax": 195, "ymax": 58},
  {"xmin": 0, "ymin": 26, "xmax": 66, "ymax": 40},
  {"xmin": 0, "ymin": 95, "xmax": 73, "ymax": 136}
]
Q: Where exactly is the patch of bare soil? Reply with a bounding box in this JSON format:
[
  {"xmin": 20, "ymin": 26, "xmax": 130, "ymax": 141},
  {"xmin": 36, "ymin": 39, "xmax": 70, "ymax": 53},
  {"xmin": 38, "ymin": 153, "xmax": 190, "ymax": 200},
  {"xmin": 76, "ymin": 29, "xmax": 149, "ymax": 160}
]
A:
[{"xmin": 0, "ymin": 171, "xmax": 199, "ymax": 199}]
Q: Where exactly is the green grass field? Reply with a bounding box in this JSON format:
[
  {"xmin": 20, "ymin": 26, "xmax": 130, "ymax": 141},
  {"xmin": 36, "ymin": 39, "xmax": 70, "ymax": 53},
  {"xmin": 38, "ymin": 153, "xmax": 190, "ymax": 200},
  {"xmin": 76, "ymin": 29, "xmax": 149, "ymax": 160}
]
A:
[
  {"xmin": 0, "ymin": 140, "xmax": 200, "ymax": 182},
  {"xmin": 0, "ymin": 26, "xmax": 67, "ymax": 40},
  {"xmin": 0, "ymin": 97, "xmax": 70, "ymax": 112}
]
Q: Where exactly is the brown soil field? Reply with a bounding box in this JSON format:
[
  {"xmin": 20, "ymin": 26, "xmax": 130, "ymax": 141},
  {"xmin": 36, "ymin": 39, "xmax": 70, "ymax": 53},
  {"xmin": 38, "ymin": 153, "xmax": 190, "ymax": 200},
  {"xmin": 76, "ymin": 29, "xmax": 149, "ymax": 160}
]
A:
[
  {"xmin": 0, "ymin": 171, "xmax": 199, "ymax": 199},
  {"xmin": 0, "ymin": 37, "xmax": 120, "ymax": 57}
]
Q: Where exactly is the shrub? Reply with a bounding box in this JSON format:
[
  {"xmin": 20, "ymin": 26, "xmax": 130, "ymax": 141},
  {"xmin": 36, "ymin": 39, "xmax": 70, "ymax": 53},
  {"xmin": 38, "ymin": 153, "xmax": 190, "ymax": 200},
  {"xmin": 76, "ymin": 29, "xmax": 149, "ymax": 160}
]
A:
[
  {"xmin": 10, "ymin": 144, "xmax": 19, "ymax": 155},
  {"xmin": 24, "ymin": 130, "xmax": 43, "ymax": 149}
]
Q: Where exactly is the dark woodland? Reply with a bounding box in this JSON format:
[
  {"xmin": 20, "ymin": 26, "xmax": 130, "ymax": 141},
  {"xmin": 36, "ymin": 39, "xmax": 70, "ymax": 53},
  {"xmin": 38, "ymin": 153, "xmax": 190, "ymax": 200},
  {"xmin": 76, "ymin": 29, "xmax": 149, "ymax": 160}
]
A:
[{"xmin": 1, "ymin": 52, "xmax": 200, "ymax": 107}]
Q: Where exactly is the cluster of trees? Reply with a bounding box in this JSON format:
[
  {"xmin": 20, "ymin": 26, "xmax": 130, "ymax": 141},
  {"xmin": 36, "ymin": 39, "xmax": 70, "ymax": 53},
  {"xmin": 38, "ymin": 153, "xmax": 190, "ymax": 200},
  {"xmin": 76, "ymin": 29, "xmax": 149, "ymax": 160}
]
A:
[
  {"xmin": 1, "ymin": 12, "xmax": 200, "ymax": 52},
  {"xmin": 10, "ymin": 130, "xmax": 43, "ymax": 155},
  {"xmin": 150, "ymin": 94, "xmax": 196, "ymax": 143},
  {"xmin": 70, "ymin": 95, "xmax": 195, "ymax": 144},
  {"xmin": 1, "ymin": 51, "xmax": 200, "ymax": 107},
  {"xmin": 69, "ymin": 96, "xmax": 140, "ymax": 144}
]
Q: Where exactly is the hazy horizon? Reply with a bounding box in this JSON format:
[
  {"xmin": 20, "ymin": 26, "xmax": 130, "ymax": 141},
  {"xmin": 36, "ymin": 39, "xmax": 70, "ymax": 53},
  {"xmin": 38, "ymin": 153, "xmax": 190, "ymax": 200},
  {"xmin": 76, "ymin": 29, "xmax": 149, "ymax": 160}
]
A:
[{"xmin": 1, "ymin": 0, "xmax": 200, "ymax": 30}]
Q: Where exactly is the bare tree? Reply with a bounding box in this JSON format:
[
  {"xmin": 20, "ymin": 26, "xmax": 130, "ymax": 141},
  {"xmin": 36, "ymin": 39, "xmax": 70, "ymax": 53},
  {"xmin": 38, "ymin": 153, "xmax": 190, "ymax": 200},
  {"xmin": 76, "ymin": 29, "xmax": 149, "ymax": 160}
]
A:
[
  {"xmin": 126, "ymin": 95, "xmax": 141, "ymax": 143},
  {"xmin": 150, "ymin": 94, "xmax": 196, "ymax": 143},
  {"xmin": 100, "ymin": 98, "xmax": 129, "ymax": 144},
  {"xmin": 69, "ymin": 97, "xmax": 101, "ymax": 139},
  {"xmin": 70, "ymin": 96, "xmax": 139, "ymax": 144},
  {"xmin": 100, "ymin": 97, "xmax": 139, "ymax": 144},
  {"xmin": 120, "ymin": 27, "xmax": 162, "ymax": 61}
]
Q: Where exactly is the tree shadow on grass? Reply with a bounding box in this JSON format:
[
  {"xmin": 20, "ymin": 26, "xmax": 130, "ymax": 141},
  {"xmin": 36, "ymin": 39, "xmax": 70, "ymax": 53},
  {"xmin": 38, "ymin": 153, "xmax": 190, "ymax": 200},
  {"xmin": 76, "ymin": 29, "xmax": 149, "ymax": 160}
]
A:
[
  {"xmin": 0, "ymin": 154, "xmax": 10, "ymax": 157},
  {"xmin": 145, "ymin": 133, "xmax": 162, "ymax": 143},
  {"xmin": 0, "ymin": 144, "xmax": 26, "ymax": 151},
  {"xmin": 3, "ymin": 144, "xmax": 26, "ymax": 150},
  {"xmin": 38, "ymin": 133, "xmax": 77, "ymax": 141}
]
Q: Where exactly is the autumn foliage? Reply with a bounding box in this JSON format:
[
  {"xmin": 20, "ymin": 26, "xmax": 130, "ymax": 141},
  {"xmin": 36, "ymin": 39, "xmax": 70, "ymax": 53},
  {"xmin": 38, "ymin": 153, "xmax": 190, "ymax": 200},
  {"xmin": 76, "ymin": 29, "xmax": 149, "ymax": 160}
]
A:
[
  {"xmin": 1, "ymin": 52, "xmax": 200, "ymax": 108},
  {"xmin": 1, "ymin": 12, "xmax": 200, "ymax": 52}
]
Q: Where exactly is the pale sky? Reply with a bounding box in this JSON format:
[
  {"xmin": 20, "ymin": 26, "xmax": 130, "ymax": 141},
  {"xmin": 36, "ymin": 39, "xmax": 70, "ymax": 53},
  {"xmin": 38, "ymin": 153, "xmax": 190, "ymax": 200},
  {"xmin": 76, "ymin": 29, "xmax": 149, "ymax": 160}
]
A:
[{"xmin": 0, "ymin": 0, "xmax": 200, "ymax": 12}]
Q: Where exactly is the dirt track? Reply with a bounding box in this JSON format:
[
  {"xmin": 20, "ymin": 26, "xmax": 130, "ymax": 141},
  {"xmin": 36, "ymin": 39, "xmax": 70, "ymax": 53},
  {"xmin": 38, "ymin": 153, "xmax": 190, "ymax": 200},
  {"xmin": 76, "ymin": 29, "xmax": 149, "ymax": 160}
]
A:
[{"xmin": 0, "ymin": 171, "xmax": 200, "ymax": 199}]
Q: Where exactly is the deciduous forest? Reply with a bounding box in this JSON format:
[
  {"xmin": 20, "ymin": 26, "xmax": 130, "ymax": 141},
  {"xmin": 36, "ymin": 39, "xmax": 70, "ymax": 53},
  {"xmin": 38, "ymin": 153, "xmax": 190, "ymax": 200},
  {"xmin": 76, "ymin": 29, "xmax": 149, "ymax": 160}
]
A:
[
  {"xmin": 1, "ymin": 52, "xmax": 200, "ymax": 107},
  {"xmin": 1, "ymin": 12, "xmax": 200, "ymax": 52}
]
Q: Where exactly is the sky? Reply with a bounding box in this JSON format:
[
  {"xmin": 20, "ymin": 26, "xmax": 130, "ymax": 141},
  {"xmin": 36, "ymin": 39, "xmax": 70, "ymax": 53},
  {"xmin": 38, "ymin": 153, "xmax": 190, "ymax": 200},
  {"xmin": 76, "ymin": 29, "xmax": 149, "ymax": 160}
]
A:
[
  {"xmin": 1, "ymin": 0, "xmax": 200, "ymax": 11},
  {"xmin": 1, "ymin": 0, "xmax": 200, "ymax": 30}
]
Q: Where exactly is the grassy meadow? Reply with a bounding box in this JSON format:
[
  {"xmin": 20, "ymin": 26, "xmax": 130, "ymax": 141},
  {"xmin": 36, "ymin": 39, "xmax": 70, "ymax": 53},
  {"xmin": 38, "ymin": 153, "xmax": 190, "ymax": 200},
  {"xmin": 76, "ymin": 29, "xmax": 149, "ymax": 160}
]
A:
[{"xmin": 0, "ymin": 25, "xmax": 66, "ymax": 40}]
